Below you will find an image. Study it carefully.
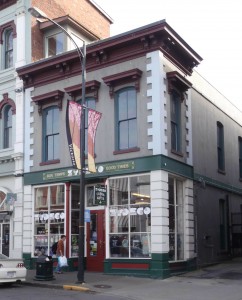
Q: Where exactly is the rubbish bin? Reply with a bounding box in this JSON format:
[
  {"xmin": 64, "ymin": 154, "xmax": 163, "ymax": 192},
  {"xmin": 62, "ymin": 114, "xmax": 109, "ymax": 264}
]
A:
[{"xmin": 34, "ymin": 255, "xmax": 55, "ymax": 281}]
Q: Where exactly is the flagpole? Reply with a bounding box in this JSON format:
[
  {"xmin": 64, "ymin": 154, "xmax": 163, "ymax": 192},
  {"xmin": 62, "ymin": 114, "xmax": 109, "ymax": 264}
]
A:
[{"xmin": 28, "ymin": 7, "xmax": 86, "ymax": 284}]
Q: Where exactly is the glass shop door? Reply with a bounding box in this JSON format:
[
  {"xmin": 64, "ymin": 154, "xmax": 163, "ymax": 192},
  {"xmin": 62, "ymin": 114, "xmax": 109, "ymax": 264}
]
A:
[{"xmin": 86, "ymin": 210, "xmax": 105, "ymax": 272}]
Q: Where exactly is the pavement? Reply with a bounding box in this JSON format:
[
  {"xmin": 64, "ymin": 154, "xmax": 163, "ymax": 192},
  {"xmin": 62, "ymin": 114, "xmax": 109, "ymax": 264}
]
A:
[{"xmin": 23, "ymin": 258, "xmax": 242, "ymax": 300}]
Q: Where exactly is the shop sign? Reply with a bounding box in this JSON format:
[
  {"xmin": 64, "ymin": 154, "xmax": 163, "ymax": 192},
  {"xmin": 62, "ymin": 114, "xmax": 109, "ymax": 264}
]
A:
[
  {"xmin": 97, "ymin": 161, "xmax": 135, "ymax": 174},
  {"xmin": 85, "ymin": 209, "xmax": 90, "ymax": 222},
  {"xmin": 42, "ymin": 161, "xmax": 135, "ymax": 181},
  {"xmin": 94, "ymin": 185, "xmax": 107, "ymax": 205}
]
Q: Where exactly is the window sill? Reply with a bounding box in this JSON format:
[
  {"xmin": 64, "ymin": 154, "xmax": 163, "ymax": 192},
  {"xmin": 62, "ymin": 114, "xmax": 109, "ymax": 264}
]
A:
[
  {"xmin": 40, "ymin": 159, "xmax": 60, "ymax": 166},
  {"xmin": 171, "ymin": 149, "xmax": 183, "ymax": 157},
  {"xmin": 113, "ymin": 147, "xmax": 140, "ymax": 155},
  {"xmin": 217, "ymin": 169, "xmax": 226, "ymax": 175}
]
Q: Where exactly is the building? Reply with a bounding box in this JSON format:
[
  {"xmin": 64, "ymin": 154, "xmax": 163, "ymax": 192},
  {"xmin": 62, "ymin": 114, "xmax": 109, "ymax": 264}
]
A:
[
  {"xmin": 10, "ymin": 7, "xmax": 242, "ymax": 278},
  {"xmin": 0, "ymin": 0, "xmax": 112, "ymax": 259}
]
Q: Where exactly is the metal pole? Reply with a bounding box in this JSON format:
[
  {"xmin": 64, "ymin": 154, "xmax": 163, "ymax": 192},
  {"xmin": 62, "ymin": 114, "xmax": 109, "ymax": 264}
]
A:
[
  {"xmin": 28, "ymin": 6, "xmax": 87, "ymax": 285},
  {"xmin": 77, "ymin": 41, "xmax": 86, "ymax": 283}
]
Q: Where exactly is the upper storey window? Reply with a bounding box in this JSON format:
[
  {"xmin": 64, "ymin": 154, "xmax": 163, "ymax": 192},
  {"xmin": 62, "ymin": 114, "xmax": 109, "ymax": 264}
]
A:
[
  {"xmin": 4, "ymin": 28, "xmax": 13, "ymax": 69},
  {"xmin": 115, "ymin": 87, "xmax": 137, "ymax": 151},
  {"xmin": 170, "ymin": 90, "xmax": 181, "ymax": 153},
  {"xmin": 0, "ymin": 21, "xmax": 16, "ymax": 70},
  {"xmin": 217, "ymin": 121, "xmax": 225, "ymax": 173},
  {"xmin": 0, "ymin": 94, "xmax": 15, "ymax": 150},
  {"xmin": 46, "ymin": 32, "xmax": 64, "ymax": 57},
  {"xmin": 42, "ymin": 106, "xmax": 60, "ymax": 162},
  {"xmin": 3, "ymin": 105, "xmax": 12, "ymax": 149}
]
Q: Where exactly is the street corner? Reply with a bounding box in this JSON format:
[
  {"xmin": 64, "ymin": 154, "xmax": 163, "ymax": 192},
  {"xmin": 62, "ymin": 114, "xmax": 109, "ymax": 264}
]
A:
[{"xmin": 63, "ymin": 284, "xmax": 90, "ymax": 292}]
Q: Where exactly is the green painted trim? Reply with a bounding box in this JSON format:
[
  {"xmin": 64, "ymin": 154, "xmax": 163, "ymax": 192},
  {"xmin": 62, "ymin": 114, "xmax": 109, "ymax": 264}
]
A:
[
  {"xmin": 24, "ymin": 155, "xmax": 193, "ymax": 185},
  {"xmin": 195, "ymin": 173, "xmax": 242, "ymax": 196}
]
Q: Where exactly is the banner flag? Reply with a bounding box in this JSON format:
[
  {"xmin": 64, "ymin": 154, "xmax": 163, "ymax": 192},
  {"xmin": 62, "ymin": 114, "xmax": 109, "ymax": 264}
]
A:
[
  {"xmin": 66, "ymin": 101, "xmax": 83, "ymax": 169},
  {"xmin": 88, "ymin": 108, "xmax": 102, "ymax": 173}
]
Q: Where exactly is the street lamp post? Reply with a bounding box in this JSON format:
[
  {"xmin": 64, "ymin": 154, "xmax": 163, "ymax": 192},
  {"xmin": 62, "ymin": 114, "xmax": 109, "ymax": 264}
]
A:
[{"xmin": 28, "ymin": 7, "xmax": 86, "ymax": 283}]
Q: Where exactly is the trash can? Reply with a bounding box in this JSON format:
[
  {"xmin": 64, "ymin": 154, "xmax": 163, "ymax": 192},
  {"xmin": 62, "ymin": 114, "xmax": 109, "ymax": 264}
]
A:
[{"xmin": 34, "ymin": 255, "xmax": 55, "ymax": 281}]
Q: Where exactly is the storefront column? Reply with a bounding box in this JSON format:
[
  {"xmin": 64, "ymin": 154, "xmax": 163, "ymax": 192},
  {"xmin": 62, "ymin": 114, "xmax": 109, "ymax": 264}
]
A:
[{"xmin": 150, "ymin": 170, "xmax": 170, "ymax": 278}]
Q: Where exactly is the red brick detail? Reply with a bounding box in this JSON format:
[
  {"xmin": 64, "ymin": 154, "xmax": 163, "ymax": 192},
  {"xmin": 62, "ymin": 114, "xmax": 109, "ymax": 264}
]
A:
[
  {"xmin": 112, "ymin": 263, "xmax": 149, "ymax": 270},
  {"xmin": 31, "ymin": 0, "xmax": 111, "ymax": 62}
]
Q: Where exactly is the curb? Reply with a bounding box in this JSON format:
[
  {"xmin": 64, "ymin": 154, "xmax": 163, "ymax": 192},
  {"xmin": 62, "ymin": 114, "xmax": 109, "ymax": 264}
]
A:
[{"xmin": 63, "ymin": 284, "xmax": 90, "ymax": 292}]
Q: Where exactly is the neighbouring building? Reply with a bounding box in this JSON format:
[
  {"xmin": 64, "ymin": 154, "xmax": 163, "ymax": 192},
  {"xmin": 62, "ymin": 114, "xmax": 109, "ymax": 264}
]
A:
[{"xmin": 0, "ymin": 0, "xmax": 112, "ymax": 259}]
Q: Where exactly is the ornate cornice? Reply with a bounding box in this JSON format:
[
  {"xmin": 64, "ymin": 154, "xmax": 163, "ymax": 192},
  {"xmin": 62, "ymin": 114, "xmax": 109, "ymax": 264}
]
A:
[{"xmin": 17, "ymin": 20, "xmax": 202, "ymax": 89}]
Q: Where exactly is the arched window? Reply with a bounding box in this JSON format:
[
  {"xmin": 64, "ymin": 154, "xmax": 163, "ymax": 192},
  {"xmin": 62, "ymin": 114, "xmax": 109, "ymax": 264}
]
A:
[
  {"xmin": 115, "ymin": 87, "xmax": 137, "ymax": 151},
  {"xmin": 4, "ymin": 28, "xmax": 13, "ymax": 69},
  {"xmin": 42, "ymin": 106, "xmax": 59, "ymax": 162},
  {"xmin": 3, "ymin": 105, "xmax": 12, "ymax": 148}
]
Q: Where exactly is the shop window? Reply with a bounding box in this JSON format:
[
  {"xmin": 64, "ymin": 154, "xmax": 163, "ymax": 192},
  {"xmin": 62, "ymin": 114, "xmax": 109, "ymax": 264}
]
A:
[
  {"xmin": 42, "ymin": 106, "xmax": 60, "ymax": 162},
  {"xmin": 3, "ymin": 105, "xmax": 12, "ymax": 149},
  {"xmin": 34, "ymin": 185, "xmax": 65, "ymax": 256},
  {"xmin": 70, "ymin": 184, "xmax": 80, "ymax": 257},
  {"xmin": 109, "ymin": 174, "xmax": 151, "ymax": 258},
  {"xmin": 170, "ymin": 91, "xmax": 181, "ymax": 152},
  {"xmin": 168, "ymin": 177, "xmax": 184, "ymax": 261},
  {"xmin": 114, "ymin": 87, "xmax": 137, "ymax": 151},
  {"xmin": 217, "ymin": 121, "xmax": 225, "ymax": 172}
]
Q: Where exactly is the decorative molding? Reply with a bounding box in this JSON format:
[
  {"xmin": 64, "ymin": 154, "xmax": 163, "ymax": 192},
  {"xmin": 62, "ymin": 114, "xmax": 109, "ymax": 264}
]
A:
[
  {"xmin": 31, "ymin": 90, "xmax": 65, "ymax": 115},
  {"xmin": 0, "ymin": 93, "xmax": 16, "ymax": 118},
  {"xmin": 103, "ymin": 69, "xmax": 142, "ymax": 98},
  {"xmin": 0, "ymin": 20, "xmax": 17, "ymax": 44},
  {"xmin": 167, "ymin": 71, "xmax": 192, "ymax": 101},
  {"xmin": 64, "ymin": 80, "xmax": 101, "ymax": 100}
]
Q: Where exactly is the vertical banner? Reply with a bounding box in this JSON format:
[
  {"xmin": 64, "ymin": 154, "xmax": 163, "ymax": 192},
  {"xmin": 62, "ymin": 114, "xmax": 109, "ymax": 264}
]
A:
[
  {"xmin": 66, "ymin": 101, "xmax": 82, "ymax": 169},
  {"xmin": 88, "ymin": 108, "xmax": 102, "ymax": 173}
]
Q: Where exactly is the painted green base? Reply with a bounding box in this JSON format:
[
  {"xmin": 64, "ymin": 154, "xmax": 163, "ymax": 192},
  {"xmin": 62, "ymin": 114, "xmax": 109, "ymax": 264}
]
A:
[
  {"xmin": 169, "ymin": 258, "xmax": 197, "ymax": 276},
  {"xmin": 104, "ymin": 253, "xmax": 171, "ymax": 279}
]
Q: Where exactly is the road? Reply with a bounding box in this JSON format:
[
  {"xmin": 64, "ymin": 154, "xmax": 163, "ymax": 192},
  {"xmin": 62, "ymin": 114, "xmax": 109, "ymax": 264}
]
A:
[{"xmin": 0, "ymin": 284, "xmax": 133, "ymax": 300}]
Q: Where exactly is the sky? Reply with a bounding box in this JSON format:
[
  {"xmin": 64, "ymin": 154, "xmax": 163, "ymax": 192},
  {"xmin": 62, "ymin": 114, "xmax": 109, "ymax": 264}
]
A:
[{"xmin": 94, "ymin": 0, "xmax": 242, "ymax": 111}]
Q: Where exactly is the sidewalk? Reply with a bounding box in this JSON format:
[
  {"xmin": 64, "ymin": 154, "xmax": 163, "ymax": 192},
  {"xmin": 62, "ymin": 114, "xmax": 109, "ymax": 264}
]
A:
[
  {"xmin": 25, "ymin": 268, "xmax": 156, "ymax": 293},
  {"xmin": 24, "ymin": 258, "xmax": 242, "ymax": 300}
]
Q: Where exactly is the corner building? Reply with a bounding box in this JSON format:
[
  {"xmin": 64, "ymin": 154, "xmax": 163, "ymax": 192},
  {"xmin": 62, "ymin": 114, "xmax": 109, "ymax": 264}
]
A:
[{"xmin": 17, "ymin": 19, "xmax": 242, "ymax": 277}]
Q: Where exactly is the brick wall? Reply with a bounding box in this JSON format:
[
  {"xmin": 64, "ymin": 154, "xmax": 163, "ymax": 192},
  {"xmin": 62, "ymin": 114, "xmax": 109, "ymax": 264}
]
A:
[{"xmin": 31, "ymin": 0, "xmax": 111, "ymax": 61}]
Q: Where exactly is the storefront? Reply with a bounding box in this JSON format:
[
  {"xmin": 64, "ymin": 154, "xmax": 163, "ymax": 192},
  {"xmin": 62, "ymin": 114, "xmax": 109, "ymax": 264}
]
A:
[
  {"xmin": 0, "ymin": 188, "xmax": 15, "ymax": 257},
  {"xmin": 24, "ymin": 155, "xmax": 196, "ymax": 278}
]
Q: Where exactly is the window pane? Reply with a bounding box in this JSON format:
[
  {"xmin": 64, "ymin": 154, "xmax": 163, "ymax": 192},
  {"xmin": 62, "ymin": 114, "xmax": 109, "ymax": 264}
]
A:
[
  {"xmin": 109, "ymin": 178, "xmax": 128, "ymax": 206},
  {"xmin": 127, "ymin": 91, "xmax": 136, "ymax": 118},
  {"xmin": 118, "ymin": 92, "xmax": 127, "ymax": 121},
  {"xmin": 128, "ymin": 119, "xmax": 137, "ymax": 148},
  {"xmin": 43, "ymin": 107, "xmax": 59, "ymax": 161},
  {"xmin": 109, "ymin": 175, "xmax": 151, "ymax": 258},
  {"xmin": 5, "ymin": 29, "xmax": 13, "ymax": 68},
  {"xmin": 119, "ymin": 120, "xmax": 128, "ymax": 149},
  {"xmin": 116, "ymin": 88, "xmax": 137, "ymax": 150},
  {"xmin": 3, "ymin": 106, "xmax": 12, "ymax": 148},
  {"xmin": 47, "ymin": 32, "xmax": 64, "ymax": 57}
]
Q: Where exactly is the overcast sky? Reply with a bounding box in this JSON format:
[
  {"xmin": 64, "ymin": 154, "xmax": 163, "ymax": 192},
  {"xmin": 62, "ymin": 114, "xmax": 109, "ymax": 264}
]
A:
[{"xmin": 94, "ymin": 0, "xmax": 242, "ymax": 111}]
